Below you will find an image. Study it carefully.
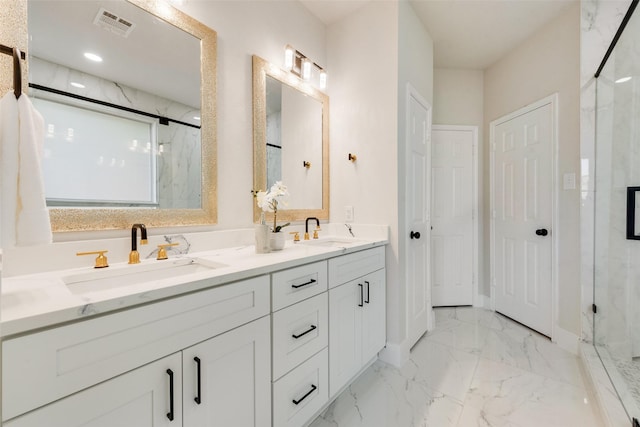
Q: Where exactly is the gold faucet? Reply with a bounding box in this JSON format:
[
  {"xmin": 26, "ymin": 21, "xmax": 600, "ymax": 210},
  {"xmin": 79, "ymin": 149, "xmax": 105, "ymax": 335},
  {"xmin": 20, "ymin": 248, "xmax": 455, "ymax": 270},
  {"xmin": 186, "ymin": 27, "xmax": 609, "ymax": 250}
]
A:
[
  {"xmin": 157, "ymin": 243, "xmax": 179, "ymax": 260},
  {"xmin": 289, "ymin": 231, "xmax": 300, "ymax": 242},
  {"xmin": 129, "ymin": 224, "xmax": 148, "ymax": 264},
  {"xmin": 77, "ymin": 250, "xmax": 109, "ymax": 268},
  {"xmin": 305, "ymin": 217, "xmax": 320, "ymax": 240}
]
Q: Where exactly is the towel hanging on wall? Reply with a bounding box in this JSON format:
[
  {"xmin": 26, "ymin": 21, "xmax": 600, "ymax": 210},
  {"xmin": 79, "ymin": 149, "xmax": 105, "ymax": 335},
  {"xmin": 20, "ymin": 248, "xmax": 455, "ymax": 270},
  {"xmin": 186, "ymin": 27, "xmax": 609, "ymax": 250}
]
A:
[{"xmin": 0, "ymin": 91, "xmax": 52, "ymax": 247}]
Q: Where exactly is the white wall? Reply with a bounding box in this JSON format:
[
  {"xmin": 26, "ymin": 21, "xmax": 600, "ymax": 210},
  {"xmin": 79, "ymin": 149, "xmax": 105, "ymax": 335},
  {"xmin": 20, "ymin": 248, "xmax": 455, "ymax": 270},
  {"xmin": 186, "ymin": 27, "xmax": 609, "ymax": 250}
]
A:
[
  {"xmin": 433, "ymin": 69, "xmax": 483, "ymax": 127},
  {"xmin": 483, "ymin": 3, "xmax": 581, "ymax": 335},
  {"xmin": 327, "ymin": 1, "xmax": 400, "ymax": 342},
  {"xmin": 327, "ymin": 0, "xmax": 433, "ymax": 358}
]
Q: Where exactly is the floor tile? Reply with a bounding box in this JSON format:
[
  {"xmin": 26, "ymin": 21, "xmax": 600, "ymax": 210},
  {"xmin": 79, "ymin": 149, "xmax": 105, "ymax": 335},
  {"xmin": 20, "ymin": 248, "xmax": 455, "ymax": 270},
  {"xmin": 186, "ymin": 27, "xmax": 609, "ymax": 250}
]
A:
[
  {"xmin": 311, "ymin": 308, "xmax": 602, "ymax": 427},
  {"xmin": 462, "ymin": 359, "xmax": 600, "ymax": 427},
  {"xmin": 403, "ymin": 339, "xmax": 479, "ymax": 402},
  {"xmin": 424, "ymin": 318, "xmax": 490, "ymax": 355},
  {"xmin": 309, "ymin": 361, "xmax": 463, "ymax": 427}
]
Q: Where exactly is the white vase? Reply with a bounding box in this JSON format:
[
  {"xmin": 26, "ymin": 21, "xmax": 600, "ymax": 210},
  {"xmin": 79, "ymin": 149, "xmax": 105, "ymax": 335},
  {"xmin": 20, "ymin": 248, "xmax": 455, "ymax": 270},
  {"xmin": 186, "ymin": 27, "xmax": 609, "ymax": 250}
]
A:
[
  {"xmin": 270, "ymin": 232, "xmax": 286, "ymax": 251},
  {"xmin": 254, "ymin": 224, "xmax": 271, "ymax": 254}
]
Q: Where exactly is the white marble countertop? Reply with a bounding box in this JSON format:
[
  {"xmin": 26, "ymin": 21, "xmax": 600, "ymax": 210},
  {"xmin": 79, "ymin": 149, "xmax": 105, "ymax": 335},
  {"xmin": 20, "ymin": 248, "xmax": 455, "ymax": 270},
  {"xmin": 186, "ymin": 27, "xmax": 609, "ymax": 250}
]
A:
[{"xmin": 1, "ymin": 233, "xmax": 387, "ymax": 337}]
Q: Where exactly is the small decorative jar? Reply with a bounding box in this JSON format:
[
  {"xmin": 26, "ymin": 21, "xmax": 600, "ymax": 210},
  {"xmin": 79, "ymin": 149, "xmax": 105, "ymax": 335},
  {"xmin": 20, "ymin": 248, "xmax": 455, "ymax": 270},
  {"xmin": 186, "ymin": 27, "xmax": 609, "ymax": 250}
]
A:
[{"xmin": 270, "ymin": 232, "xmax": 286, "ymax": 251}]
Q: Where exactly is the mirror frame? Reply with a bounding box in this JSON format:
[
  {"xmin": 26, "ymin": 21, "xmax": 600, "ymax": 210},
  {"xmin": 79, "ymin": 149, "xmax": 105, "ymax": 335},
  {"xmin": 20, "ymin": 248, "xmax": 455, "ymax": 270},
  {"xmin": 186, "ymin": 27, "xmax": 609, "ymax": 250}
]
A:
[
  {"xmin": 252, "ymin": 55, "xmax": 329, "ymax": 223},
  {"xmin": 44, "ymin": 0, "xmax": 217, "ymax": 232}
]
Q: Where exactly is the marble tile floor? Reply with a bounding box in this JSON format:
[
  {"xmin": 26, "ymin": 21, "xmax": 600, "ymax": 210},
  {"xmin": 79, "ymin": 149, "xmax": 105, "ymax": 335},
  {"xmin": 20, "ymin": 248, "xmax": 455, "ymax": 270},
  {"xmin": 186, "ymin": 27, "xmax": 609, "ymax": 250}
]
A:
[{"xmin": 310, "ymin": 307, "xmax": 603, "ymax": 427}]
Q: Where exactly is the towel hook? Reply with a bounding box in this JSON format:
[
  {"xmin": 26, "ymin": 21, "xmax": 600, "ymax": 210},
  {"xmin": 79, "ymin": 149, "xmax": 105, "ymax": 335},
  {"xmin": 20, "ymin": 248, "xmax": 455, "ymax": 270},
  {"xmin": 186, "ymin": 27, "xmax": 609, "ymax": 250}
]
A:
[{"xmin": 13, "ymin": 47, "xmax": 22, "ymax": 99}]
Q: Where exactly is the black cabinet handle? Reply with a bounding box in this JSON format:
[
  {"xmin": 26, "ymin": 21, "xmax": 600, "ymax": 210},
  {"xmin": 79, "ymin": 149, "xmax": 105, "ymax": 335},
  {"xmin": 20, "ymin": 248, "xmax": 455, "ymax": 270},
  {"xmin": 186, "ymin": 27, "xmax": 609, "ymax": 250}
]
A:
[
  {"xmin": 194, "ymin": 357, "xmax": 202, "ymax": 405},
  {"xmin": 410, "ymin": 231, "xmax": 421, "ymax": 239},
  {"xmin": 292, "ymin": 384, "xmax": 317, "ymax": 405},
  {"xmin": 292, "ymin": 278, "xmax": 316, "ymax": 289},
  {"xmin": 166, "ymin": 369, "xmax": 175, "ymax": 421},
  {"xmin": 358, "ymin": 283, "xmax": 364, "ymax": 307},
  {"xmin": 365, "ymin": 281, "xmax": 370, "ymax": 304},
  {"xmin": 535, "ymin": 228, "xmax": 548, "ymax": 236},
  {"xmin": 292, "ymin": 325, "xmax": 317, "ymax": 339}
]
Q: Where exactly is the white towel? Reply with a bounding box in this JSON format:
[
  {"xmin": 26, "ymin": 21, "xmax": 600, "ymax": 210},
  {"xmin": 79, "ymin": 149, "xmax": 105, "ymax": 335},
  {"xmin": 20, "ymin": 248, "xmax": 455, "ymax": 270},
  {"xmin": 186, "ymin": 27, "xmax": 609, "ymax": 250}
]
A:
[{"xmin": 0, "ymin": 92, "xmax": 52, "ymax": 247}]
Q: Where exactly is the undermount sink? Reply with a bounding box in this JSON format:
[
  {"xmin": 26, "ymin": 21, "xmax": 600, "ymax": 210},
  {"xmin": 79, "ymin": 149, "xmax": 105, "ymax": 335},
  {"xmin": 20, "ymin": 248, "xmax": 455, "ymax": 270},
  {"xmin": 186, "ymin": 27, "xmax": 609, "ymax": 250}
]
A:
[
  {"xmin": 298, "ymin": 237, "xmax": 365, "ymax": 248},
  {"xmin": 63, "ymin": 257, "xmax": 227, "ymax": 295}
]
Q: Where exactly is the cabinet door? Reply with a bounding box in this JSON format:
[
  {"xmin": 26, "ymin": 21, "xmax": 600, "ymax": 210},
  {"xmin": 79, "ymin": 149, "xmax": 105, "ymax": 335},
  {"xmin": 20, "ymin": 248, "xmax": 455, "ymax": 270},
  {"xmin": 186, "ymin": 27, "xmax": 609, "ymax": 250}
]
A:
[
  {"xmin": 329, "ymin": 281, "xmax": 362, "ymax": 397},
  {"xmin": 5, "ymin": 353, "xmax": 182, "ymax": 427},
  {"xmin": 361, "ymin": 269, "xmax": 387, "ymax": 364},
  {"xmin": 182, "ymin": 316, "xmax": 271, "ymax": 427}
]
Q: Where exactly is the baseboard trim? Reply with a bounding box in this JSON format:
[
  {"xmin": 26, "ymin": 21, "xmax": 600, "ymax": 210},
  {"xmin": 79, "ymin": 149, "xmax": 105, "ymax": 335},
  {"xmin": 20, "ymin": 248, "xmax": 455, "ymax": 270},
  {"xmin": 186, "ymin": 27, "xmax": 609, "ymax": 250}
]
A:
[
  {"xmin": 474, "ymin": 294, "xmax": 491, "ymax": 309},
  {"xmin": 554, "ymin": 325, "xmax": 580, "ymax": 355},
  {"xmin": 378, "ymin": 341, "xmax": 410, "ymax": 368}
]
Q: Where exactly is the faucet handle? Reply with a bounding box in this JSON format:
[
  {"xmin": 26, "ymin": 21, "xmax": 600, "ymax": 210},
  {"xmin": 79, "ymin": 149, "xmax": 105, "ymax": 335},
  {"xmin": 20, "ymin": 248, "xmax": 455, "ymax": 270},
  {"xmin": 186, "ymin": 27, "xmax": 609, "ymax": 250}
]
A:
[
  {"xmin": 77, "ymin": 250, "xmax": 109, "ymax": 268},
  {"xmin": 313, "ymin": 227, "xmax": 322, "ymax": 239},
  {"xmin": 157, "ymin": 243, "xmax": 179, "ymax": 260},
  {"xmin": 289, "ymin": 231, "xmax": 300, "ymax": 242}
]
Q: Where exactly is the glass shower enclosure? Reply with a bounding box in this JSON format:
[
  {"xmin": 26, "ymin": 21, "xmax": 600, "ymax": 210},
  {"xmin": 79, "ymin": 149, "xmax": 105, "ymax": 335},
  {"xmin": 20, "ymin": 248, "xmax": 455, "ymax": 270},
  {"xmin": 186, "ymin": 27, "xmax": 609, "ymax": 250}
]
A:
[{"xmin": 594, "ymin": 0, "xmax": 640, "ymax": 423}]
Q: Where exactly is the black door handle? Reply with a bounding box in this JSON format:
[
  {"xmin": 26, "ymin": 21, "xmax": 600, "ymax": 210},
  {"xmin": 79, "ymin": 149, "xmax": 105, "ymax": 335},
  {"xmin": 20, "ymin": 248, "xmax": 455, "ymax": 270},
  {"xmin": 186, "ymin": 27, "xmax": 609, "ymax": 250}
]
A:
[
  {"xmin": 194, "ymin": 357, "xmax": 202, "ymax": 405},
  {"xmin": 410, "ymin": 231, "xmax": 421, "ymax": 239},
  {"xmin": 166, "ymin": 369, "xmax": 175, "ymax": 421},
  {"xmin": 292, "ymin": 384, "xmax": 317, "ymax": 405},
  {"xmin": 535, "ymin": 228, "xmax": 548, "ymax": 236},
  {"xmin": 364, "ymin": 281, "xmax": 370, "ymax": 304},
  {"xmin": 358, "ymin": 283, "xmax": 364, "ymax": 307},
  {"xmin": 292, "ymin": 325, "xmax": 317, "ymax": 339}
]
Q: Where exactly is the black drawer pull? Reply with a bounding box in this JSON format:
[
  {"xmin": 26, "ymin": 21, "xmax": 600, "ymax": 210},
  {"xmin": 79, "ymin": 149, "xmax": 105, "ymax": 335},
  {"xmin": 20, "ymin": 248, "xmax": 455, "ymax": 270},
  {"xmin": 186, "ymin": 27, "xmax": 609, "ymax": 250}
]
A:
[
  {"xmin": 292, "ymin": 325, "xmax": 317, "ymax": 339},
  {"xmin": 358, "ymin": 283, "xmax": 364, "ymax": 307},
  {"xmin": 194, "ymin": 357, "xmax": 202, "ymax": 405},
  {"xmin": 166, "ymin": 369, "xmax": 175, "ymax": 421},
  {"xmin": 365, "ymin": 281, "xmax": 370, "ymax": 304},
  {"xmin": 292, "ymin": 384, "xmax": 317, "ymax": 405},
  {"xmin": 292, "ymin": 278, "xmax": 316, "ymax": 289}
]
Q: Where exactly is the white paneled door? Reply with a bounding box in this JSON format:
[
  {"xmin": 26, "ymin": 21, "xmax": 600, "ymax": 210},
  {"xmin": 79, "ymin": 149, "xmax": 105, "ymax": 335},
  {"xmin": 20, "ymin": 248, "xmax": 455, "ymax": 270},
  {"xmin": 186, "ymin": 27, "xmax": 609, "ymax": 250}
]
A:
[
  {"xmin": 431, "ymin": 126, "xmax": 476, "ymax": 307},
  {"xmin": 406, "ymin": 86, "xmax": 432, "ymax": 349},
  {"xmin": 492, "ymin": 99, "xmax": 554, "ymax": 337}
]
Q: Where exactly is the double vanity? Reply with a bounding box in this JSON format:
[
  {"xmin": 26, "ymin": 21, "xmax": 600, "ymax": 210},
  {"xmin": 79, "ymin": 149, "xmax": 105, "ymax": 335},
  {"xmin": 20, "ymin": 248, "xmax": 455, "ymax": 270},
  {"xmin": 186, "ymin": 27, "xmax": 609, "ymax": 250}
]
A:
[{"xmin": 1, "ymin": 229, "xmax": 387, "ymax": 427}]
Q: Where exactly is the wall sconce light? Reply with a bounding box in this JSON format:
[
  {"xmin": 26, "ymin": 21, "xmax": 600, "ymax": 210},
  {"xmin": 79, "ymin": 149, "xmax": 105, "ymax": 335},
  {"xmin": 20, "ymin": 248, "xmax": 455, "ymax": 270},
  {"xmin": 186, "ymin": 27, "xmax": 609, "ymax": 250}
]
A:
[
  {"xmin": 284, "ymin": 45, "xmax": 295, "ymax": 70},
  {"xmin": 284, "ymin": 44, "xmax": 327, "ymax": 90},
  {"xmin": 303, "ymin": 160, "xmax": 311, "ymax": 169},
  {"xmin": 348, "ymin": 153, "xmax": 357, "ymax": 162}
]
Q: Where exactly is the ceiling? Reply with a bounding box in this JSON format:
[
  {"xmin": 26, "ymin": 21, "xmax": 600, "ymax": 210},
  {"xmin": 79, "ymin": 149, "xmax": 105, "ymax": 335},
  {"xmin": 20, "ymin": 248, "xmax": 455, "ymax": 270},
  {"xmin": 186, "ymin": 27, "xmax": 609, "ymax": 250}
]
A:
[{"xmin": 300, "ymin": 0, "xmax": 577, "ymax": 70}]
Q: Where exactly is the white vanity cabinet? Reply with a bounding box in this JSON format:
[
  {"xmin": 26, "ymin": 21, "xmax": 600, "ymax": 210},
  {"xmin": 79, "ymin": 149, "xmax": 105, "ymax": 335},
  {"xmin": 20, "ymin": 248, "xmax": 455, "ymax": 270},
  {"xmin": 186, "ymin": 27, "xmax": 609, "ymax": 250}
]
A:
[
  {"xmin": 271, "ymin": 261, "xmax": 330, "ymax": 427},
  {"xmin": 2, "ymin": 275, "xmax": 271, "ymax": 427},
  {"xmin": 328, "ymin": 247, "xmax": 386, "ymax": 397},
  {"xmin": 182, "ymin": 316, "xmax": 271, "ymax": 427},
  {"xmin": 4, "ymin": 352, "xmax": 183, "ymax": 427}
]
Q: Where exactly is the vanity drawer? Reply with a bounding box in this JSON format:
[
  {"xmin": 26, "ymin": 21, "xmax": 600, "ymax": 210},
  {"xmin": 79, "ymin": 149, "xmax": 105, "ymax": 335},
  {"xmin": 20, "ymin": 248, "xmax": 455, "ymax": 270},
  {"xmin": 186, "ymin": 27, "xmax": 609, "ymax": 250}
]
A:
[
  {"xmin": 328, "ymin": 246, "xmax": 385, "ymax": 288},
  {"xmin": 272, "ymin": 293, "xmax": 328, "ymax": 380},
  {"xmin": 272, "ymin": 261, "xmax": 327, "ymax": 311},
  {"xmin": 2, "ymin": 275, "xmax": 270, "ymax": 421},
  {"xmin": 273, "ymin": 348, "xmax": 328, "ymax": 427}
]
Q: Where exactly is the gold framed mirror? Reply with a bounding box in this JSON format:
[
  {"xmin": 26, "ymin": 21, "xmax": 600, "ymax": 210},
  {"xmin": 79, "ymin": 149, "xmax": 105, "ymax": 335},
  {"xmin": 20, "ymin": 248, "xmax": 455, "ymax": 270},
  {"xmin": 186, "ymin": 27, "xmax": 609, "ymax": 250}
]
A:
[
  {"xmin": 28, "ymin": 0, "xmax": 217, "ymax": 232},
  {"xmin": 252, "ymin": 55, "xmax": 329, "ymax": 224}
]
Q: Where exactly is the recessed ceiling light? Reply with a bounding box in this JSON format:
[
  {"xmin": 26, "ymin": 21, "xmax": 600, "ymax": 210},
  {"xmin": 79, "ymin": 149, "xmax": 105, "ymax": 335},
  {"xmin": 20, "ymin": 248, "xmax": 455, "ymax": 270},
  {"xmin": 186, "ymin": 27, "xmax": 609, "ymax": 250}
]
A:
[
  {"xmin": 615, "ymin": 76, "xmax": 632, "ymax": 83},
  {"xmin": 70, "ymin": 82, "xmax": 85, "ymax": 89},
  {"xmin": 84, "ymin": 52, "xmax": 103, "ymax": 62}
]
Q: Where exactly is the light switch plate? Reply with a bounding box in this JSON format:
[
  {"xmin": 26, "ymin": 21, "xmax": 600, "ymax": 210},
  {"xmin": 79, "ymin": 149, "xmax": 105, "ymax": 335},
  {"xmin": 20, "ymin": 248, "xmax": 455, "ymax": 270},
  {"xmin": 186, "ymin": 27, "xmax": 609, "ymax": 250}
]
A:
[{"xmin": 345, "ymin": 206, "xmax": 354, "ymax": 222}]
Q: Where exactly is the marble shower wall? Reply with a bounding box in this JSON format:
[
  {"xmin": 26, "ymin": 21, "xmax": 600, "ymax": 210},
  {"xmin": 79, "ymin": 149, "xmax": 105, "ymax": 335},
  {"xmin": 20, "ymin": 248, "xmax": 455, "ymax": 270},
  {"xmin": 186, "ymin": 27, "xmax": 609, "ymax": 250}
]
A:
[{"xmin": 29, "ymin": 57, "xmax": 201, "ymax": 208}]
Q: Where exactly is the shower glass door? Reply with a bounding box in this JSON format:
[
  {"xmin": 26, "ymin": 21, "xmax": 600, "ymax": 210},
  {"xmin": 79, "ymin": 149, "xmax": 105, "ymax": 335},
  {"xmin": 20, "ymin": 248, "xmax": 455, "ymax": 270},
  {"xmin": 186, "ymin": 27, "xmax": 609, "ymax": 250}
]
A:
[{"xmin": 594, "ymin": 3, "xmax": 640, "ymax": 422}]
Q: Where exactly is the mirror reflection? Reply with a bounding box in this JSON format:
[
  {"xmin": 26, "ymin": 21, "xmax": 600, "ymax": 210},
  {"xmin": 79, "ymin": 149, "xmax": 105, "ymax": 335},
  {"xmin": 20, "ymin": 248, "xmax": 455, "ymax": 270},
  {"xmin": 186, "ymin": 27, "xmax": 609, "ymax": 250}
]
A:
[
  {"xmin": 253, "ymin": 55, "xmax": 329, "ymax": 223},
  {"xmin": 27, "ymin": 0, "xmax": 218, "ymax": 231},
  {"xmin": 265, "ymin": 75, "xmax": 323, "ymax": 210},
  {"xmin": 29, "ymin": 0, "xmax": 202, "ymax": 209}
]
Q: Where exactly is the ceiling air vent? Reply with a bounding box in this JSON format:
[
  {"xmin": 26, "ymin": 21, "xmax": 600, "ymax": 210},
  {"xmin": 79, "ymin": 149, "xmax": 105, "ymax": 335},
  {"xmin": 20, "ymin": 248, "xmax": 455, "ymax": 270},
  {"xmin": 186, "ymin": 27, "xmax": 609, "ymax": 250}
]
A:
[{"xmin": 93, "ymin": 8, "xmax": 136, "ymax": 38}]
